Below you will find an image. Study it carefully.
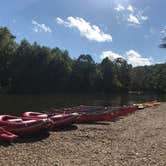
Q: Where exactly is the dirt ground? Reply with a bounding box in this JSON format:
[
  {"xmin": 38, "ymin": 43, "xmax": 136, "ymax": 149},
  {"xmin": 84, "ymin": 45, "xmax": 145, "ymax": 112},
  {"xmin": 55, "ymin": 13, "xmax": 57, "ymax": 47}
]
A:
[{"xmin": 0, "ymin": 103, "xmax": 166, "ymax": 166}]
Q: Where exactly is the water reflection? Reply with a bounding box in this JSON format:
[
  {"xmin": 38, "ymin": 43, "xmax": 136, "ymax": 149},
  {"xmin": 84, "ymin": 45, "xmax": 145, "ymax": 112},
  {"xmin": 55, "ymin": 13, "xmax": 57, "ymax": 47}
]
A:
[{"xmin": 0, "ymin": 93, "xmax": 165, "ymax": 115}]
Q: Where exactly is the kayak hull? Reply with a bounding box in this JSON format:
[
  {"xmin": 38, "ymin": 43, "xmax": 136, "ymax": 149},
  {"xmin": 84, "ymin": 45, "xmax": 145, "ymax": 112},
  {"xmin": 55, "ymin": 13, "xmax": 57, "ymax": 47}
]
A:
[
  {"xmin": 76, "ymin": 106, "xmax": 138, "ymax": 122},
  {"xmin": 0, "ymin": 127, "xmax": 18, "ymax": 141},
  {"xmin": 0, "ymin": 115, "xmax": 51, "ymax": 136},
  {"xmin": 76, "ymin": 112, "xmax": 112, "ymax": 122},
  {"xmin": 23, "ymin": 112, "xmax": 79, "ymax": 128},
  {"xmin": 112, "ymin": 106, "xmax": 137, "ymax": 117},
  {"xmin": 50, "ymin": 113, "xmax": 79, "ymax": 127},
  {"xmin": 23, "ymin": 106, "xmax": 138, "ymax": 124}
]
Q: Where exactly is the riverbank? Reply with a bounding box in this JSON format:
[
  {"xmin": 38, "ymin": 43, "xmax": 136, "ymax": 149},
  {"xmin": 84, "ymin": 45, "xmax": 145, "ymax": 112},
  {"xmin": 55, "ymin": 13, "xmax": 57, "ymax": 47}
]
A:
[{"xmin": 0, "ymin": 103, "xmax": 166, "ymax": 166}]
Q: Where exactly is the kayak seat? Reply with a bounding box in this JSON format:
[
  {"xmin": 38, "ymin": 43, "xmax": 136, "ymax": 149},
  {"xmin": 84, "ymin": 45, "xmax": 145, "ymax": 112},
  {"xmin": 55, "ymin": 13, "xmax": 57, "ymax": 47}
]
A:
[
  {"xmin": 38, "ymin": 114, "xmax": 47, "ymax": 118},
  {"xmin": 22, "ymin": 120, "xmax": 36, "ymax": 123},
  {"xmin": 8, "ymin": 119, "xmax": 23, "ymax": 122}
]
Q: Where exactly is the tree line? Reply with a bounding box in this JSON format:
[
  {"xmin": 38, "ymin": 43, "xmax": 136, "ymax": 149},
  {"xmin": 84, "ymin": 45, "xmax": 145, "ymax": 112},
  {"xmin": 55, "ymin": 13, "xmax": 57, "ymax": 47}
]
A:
[{"xmin": 0, "ymin": 27, "xmax": 166, "ymax": 94}]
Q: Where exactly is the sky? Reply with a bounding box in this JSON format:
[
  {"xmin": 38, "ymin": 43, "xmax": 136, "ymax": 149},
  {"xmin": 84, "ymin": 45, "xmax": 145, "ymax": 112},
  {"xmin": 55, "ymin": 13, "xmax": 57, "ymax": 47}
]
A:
[{"xmin": 0, "ymin": 0, "xmax": 166, "ymax": 67}]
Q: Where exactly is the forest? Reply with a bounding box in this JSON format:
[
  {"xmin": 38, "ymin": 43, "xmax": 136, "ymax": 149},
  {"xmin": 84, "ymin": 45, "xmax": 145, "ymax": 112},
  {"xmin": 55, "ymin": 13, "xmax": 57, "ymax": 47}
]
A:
[{"xmin": 0, "ymin": 27, "xmax": 166, "ymax": 94}]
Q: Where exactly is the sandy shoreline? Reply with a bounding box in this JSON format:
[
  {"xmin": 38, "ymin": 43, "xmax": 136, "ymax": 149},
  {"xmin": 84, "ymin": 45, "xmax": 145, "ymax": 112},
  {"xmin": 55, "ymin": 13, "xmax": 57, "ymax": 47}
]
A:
[{"xmin": 0, "ymin": 103, "xmax": 166, "ymax": 166}]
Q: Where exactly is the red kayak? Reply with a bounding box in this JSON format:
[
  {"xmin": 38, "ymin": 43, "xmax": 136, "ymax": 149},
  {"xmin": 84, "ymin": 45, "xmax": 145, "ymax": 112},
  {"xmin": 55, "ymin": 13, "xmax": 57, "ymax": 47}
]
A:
[
  {"xmin": 76, "ymin": 111, "xmax": 113, "ymax": 122},
  {"xmin": 23, "ymin": 112, "xmax": 48, "ymax": 119},
  {"xmin": 50, "ymin": 105, "xmax": 107, "ymax": 114},
  {"xmin": 0, "ymin": 115, "xmax": 52, "ymax": 136},
  {"xmin": 50, "ymin": 113, "xmax": 79, "ymax": 127},
  {"xmin": 112, "ymin": 106, "xmax": 137, "ymax": 117},
  {"xmin": 49, "ymin": 106, "xmax": 138, "ymax": 122},
  {"xmin": 23, "ymin": 110, "xmax": 113, "ymax": 123},
  {"xmin": 0, "ymin": 127, "xmax": 18, "ymax": 141},
  {"xmin": 23, "ymin": 112, "xmax": 80, "ymax": 127},
  {"xmin": 76, "ymin": 106, "xmax": 137, "ymax": 122}
]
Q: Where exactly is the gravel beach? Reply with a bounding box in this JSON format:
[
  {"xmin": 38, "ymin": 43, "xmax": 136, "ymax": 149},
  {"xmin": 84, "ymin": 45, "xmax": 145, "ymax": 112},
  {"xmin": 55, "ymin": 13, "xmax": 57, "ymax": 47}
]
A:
[{"xmin": 0, "ymin": 103, "xmax": 166, "ymax": 166}]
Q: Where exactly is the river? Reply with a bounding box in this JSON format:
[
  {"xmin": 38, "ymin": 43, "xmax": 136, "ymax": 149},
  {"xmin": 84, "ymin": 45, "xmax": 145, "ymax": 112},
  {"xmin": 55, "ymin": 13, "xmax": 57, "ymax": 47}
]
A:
[{"xmin": 0, "ymin": 93, "xmax": 166, "ymax": 115}]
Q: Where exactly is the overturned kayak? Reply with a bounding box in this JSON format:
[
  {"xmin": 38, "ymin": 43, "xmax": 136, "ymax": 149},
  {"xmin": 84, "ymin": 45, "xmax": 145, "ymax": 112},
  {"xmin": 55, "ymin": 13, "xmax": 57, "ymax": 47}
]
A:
[
  {"xmin": 0, "ymin": 127, "xmax": 18, "ymax": 141},
  {"xmin": 0, "ymin": 115, "xmax": 52, "ymax": 136},
  {"xmin": 23, "ymin": 112, "xmax": 80, "ymax": 127}
]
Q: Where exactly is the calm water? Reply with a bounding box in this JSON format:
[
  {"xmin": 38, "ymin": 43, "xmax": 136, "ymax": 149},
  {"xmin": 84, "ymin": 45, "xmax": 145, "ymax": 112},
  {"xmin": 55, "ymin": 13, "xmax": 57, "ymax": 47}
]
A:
[{"xmin": 0, "ymin": 93, "xmax": 166, "ymax": 115}]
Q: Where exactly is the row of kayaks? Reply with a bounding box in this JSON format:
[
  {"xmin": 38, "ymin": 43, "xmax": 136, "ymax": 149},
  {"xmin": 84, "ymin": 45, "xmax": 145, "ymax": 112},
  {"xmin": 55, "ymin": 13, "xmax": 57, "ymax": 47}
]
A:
[{"xmin": 0, "ymin": 101, "xmax": 160, "ymax": 142}]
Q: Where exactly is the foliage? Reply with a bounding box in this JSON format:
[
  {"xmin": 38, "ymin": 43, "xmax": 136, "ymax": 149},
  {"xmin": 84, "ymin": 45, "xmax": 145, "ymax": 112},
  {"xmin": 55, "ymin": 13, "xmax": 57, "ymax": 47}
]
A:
[
  {"xmin": 0, "ymin": 27, "xmax": 16, "ymax": 89},
  {"xmin": 0, "ymin": 27, "xmax": 166, "ymax": 93},
  {"xmin": 130, "ymin": 64, "xmax": 166, "ymax": 92}
]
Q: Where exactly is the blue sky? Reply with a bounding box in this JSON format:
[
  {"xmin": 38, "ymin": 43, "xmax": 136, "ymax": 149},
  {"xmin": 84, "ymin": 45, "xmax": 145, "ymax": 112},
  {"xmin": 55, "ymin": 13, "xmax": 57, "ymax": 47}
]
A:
[{"xmin": 0, "ymin": 0, "xmax": 166, "ymax": 66}]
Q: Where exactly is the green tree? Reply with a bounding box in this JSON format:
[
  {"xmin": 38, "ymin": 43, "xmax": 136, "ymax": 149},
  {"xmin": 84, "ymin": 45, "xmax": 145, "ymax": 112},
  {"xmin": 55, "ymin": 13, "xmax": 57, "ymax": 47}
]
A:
[
  {"xmin": 47, "ymin": 48, "xmax": 72, "ymax": 92},
  {"xmin": 100, "ymin": 57, "xmax": 115, "ymax": 93},
  {"xmin": 0, "ymin": 27, "xmax": 16, "ymax": 89},
  {"xmin": 114, "ymin": 58, "xmax": 132, "ymax": 91},
  {"xmin": 70, "ymin": 54, "xmax": 99, "ymax": 92}
]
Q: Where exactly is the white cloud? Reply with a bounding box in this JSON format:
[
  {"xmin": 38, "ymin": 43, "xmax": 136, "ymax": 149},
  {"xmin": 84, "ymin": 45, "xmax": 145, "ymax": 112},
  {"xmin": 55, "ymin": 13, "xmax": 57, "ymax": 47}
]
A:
[
  {"xmin": 114, "ymin": 4, "xmax": 125, "ymax": 12},
  {"xmin": 127, "ymin": 14, "xmax": 140, "ymax": 25},
  {"xmin": 100, "ymin": 50, "xmax": 153, "ymax": 67},
  {"xmin": 114, "ymin": 4, "xmax": 148, "ymax": 27},
  {"xmin": 32, "ymin": 20, "xmax": 52, "ymax": 33},
  {"xmin": 161, "ymin": 31, "xmax": 166, "ymax": 35},
  {"xmin": 126, "ymin": 50, "xmax": 152, "ymax": 67},
  {"xmin": 161, "ymin": 26, "xmax": 166, "ymax": 36},
  {"xmin": 101, "ymin": 51, "xmax": 124, "ymax": 61},
  {"xmin": 56, "ymin": 17, "xmax": 112, "ymax": 42},
  {"xmin": 140, "ymin": 15, "xmax": 148, "ymax": 21},
  {"xmin": 127, "ymin": 13, "xmax": 148, "ymax": 27},
  {"xmin": 56, "ymin": 17, "xmax": 64, "ymax": 24},
  {"xmin": 127, "ymin": 5, "xmax": 134, "ymax": 12}
]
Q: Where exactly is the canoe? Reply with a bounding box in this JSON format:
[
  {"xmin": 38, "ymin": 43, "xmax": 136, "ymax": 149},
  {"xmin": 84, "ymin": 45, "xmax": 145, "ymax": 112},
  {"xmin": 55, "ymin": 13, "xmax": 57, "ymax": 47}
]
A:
[
  {"xmin": 0, "ymin": 127, "xmax": 18, "ymax": 141},
  {"xmin": 23, "ymin": 112, "xmax": 80, "ymax": 127},
  {"xmin": 48, "ymin": 105, "xmax": 138, "ymax": 122},
  {"xmin": 111, "ymin": 106, "xmax": 137, "ymax": 117},
  {"xmin": 76, "ymin": 111, "xmax": 112, "ymax": 122},
  {"xmin": 63, "ymin": 105, "xmax": 105, "ymax": 113},
  {"xmin": 49, "ymin": 105, "xmax": 107, "ymax": 114},
  {"xmin": 76, "ymin": 106, "xmax": 137, "ymax": 122},
  {"xmin": 46, "ymin": 106, "xmax": 112, "ymax": 122},
  {"xmin": 0, "ymin": 115, "xmax": 52, "ymax": 136},
  {"xmin": 52, "ymin": 105, "xmax": 137, "ymax": 113}
]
